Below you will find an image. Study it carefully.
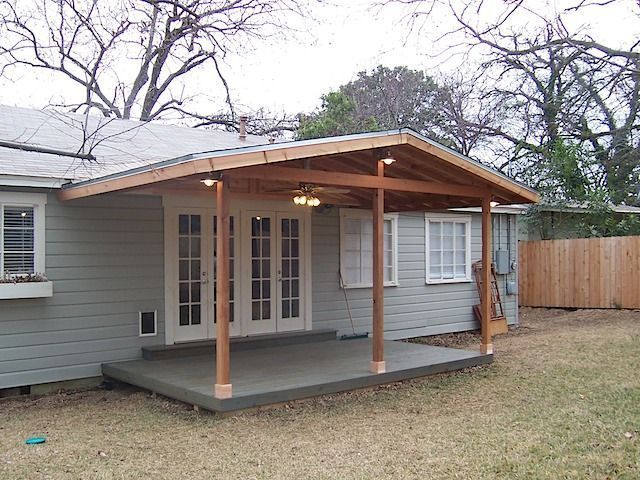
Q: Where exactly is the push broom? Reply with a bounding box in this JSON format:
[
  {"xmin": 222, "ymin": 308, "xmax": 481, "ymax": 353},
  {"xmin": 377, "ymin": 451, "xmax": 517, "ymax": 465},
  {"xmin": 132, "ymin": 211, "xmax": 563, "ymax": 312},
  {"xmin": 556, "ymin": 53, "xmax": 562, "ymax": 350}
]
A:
[{"xmin": 338, "ymin": 270, "xmax": 369, "ymax": 340}]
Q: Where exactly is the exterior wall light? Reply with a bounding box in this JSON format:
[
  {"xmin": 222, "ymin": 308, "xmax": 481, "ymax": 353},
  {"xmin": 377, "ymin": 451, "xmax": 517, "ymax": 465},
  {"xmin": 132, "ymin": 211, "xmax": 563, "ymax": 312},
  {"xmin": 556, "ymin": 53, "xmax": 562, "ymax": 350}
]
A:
[
  {"xmin": 200, "ymin": 172, "xmax": 222, "ymax": 187},
  {"xmin": 380, "ymin": 149, "xmax": 396, "ymax": 165}
]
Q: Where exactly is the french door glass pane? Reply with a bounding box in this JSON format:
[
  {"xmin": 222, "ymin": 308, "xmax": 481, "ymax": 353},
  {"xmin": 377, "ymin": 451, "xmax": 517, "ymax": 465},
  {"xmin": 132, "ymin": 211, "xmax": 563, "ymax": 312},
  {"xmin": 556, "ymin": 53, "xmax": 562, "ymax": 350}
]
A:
[
  {"xmin": 213, "ymin": 215, "xmax": 235, "ymax": 323},
  {"xmin": 251, "ymin": 216, "xmax": 271, "ymax": 321},
  {"xmin": 178, "ymin": 214, "xmax": 202, "ymax": 326},
  {"xmin": 281, "ymin": 218, "xmax": 300, "ymax": 319}
]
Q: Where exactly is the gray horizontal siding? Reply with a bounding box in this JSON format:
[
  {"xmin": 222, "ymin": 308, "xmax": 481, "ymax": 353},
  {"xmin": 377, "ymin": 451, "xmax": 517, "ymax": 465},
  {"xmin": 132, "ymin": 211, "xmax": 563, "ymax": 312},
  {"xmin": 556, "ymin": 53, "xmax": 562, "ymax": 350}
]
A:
[
  {"xmin": 311, "ymin": 209, "xmax": 518, "ymax": 339},
  {"xmin": 0, "ymin": 192, "xmax": 164, "ymax": 389}
]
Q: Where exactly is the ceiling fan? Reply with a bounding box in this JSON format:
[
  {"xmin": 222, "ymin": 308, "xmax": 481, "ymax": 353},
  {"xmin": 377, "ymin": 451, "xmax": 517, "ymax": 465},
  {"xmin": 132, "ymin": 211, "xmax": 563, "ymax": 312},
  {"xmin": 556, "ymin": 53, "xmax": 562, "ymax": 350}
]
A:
[{"xmin": 265, "ymin": 183, "xmax": 350, "ymax": 207}]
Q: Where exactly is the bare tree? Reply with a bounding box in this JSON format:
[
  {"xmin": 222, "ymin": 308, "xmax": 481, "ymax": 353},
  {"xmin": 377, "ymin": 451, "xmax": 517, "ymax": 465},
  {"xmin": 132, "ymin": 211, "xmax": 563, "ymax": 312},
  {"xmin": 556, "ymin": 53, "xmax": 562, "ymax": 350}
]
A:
[
  {"xmin": 380, "ymin": 0, "xmax": 640, "ymax": 203},
  {"xmin": 0, "ymin": 0, "xmax": 308, "ymax": 123}
]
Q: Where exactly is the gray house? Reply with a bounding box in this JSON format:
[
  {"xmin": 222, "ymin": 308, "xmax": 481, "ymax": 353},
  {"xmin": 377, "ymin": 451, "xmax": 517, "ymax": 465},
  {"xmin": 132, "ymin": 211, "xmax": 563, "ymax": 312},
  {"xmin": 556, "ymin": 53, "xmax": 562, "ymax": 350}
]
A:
[{"xmin": 0, "ymin": 106, "xmax": 537, "ymax": 408}]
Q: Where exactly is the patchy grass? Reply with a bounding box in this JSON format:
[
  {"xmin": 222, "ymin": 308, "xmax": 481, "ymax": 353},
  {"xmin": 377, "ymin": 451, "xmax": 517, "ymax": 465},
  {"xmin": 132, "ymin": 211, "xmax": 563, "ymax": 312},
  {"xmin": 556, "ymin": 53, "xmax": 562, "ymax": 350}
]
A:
[{"xmin": 1, "ymin": 308, "xmax": 639, "ymax": 479}]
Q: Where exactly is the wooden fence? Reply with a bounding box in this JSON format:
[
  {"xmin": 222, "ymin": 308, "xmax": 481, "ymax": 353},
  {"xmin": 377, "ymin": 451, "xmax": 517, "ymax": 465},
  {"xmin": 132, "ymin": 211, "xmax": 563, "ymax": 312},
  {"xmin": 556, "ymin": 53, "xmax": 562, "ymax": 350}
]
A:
[{"xmin": 518, "ymin": 236, "xmax": 640, "ymax": 309}]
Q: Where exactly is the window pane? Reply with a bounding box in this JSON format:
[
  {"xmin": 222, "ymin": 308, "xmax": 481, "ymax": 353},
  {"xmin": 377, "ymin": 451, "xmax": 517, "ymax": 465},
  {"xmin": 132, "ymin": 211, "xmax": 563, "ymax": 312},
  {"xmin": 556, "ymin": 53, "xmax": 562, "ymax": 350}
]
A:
[
  {"xmin": 455, "ymin": 265, "xmax": 466, "ymax": 277},
  {"xmin": 430, "ymin": 251, "xmax": 441, "ymax": 267},
  {"xmin": 384, "ymin": 267, "xmax": 393, "ymax": 283},
  {"xmin": 384, "ymin": 219, "xmax": 392, "ymax": 234},
  {"xmin": 455, "ymin": 222, "xmax": 466, "ymax": 236},
  {"xmin": 179, "ymin": 305, "xmax": 189, "ymax": 325},
  {"xmin": 179, "ymin": 237, "xmax": 189, "ymax": 258},
  {"xmin": 455, "ymin": 235, "xmax": 466, "ymax": 250},
  {"xmin": 191, "ymin": 305, "xmax": 201, "ymax": 325},
  {"xmin": 3, "ymin": 253, "xmax": 34, "ymax": 274},
  {"xmin": 190, "ymin": 237, "xmax": 200, "ymax": 258},
  {"xmin": 384, "ymin": 251, "xmax": 393, "ymax": 269},
  {"xmin": 179, "ymin": 282, "xmax": 189, "ymax": 303},
  {"xmin": 443, "ymin": 222, "xmax": 453, "ymax": 235},
  {"xmin": 190, "ymin": 215, "xmax": 200, "ymax": 235},
  {"xmin": 429, "ymin": 265, "xmax": 441, "ymax": 279},
  {"xmin": 384, "ymin": 233, "xmax": 392, "ymax": 251},
  {"xmin": 4, "ymin": 207, "xmax": 34, "ymax": 228},
  {"xmin": 291, "ymin": 299, "xmax": 299, "ymax": 317},
  {"xmin": 191, "ymin": 282, "xmax": 201, "ymax": 302},
  {"xmin": 443, "ymin": 264, "xmax": 454, "ymax": 279},
  {"xmin": 179, "ymin": 215, "xmax": 189, "ymax": 235},
  {"xmin": 455, "ymin": 250, "xmax": 466, "ymax": 265},
  {"xmin": 179, "ymin": 260, "xmax": 189, "ymax": 280},
  {"xmin": 3, "ymin": 229, "xmax": 34, "ymax": 251}
]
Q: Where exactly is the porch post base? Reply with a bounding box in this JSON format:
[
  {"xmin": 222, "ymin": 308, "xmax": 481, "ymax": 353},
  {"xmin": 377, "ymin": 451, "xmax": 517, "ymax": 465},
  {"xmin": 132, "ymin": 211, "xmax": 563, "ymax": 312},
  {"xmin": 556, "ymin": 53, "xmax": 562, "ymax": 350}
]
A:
[
  {"xmin": 370, "ymin": 360, "xmax": 386, "ymax": 374},
  {"xmin": 214, "ymin": 383, "xmax": 233, "ymax": 399},
  {"xmin": 480, "ymin": 343, "xmax": 493, "ymax": 355}
]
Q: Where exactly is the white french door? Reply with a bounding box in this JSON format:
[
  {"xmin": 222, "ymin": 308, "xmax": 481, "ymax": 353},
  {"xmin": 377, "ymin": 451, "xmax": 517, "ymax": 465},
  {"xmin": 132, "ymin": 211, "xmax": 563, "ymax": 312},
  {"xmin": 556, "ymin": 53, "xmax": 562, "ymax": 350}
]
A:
[
  {"xmin": 243, "ymin": 211, "xmax": 305, "ymax": 335},
  {"xmin": 168, "ymin": 205, "xmax": 307, "ymax": 343},
  {"xmin": 173, "ymin": 209, "xmax": 240, "ymax": 342}
]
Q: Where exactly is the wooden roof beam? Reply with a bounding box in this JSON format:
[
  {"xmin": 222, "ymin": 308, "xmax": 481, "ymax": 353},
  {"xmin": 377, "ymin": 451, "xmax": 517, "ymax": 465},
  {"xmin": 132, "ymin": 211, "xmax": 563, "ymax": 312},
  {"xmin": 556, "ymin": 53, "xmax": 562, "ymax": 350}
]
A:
[{"xmin": 230, "ymin": 165, "xmax": 489, "ymax": 199}]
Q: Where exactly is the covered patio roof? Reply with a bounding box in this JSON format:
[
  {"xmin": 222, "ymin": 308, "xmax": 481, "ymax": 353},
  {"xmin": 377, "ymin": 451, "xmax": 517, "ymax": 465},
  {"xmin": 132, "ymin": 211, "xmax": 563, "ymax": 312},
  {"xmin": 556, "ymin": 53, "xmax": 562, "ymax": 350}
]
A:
[{"xmin": 58, "ymin": 129, "xmax": 539, "ymax": 210}]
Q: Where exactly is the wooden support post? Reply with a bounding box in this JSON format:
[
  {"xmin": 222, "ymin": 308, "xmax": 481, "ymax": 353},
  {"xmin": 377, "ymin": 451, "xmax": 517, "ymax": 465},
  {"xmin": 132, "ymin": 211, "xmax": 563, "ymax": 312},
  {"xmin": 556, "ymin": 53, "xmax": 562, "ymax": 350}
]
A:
[
  {"xmin": 481, "ymin": 196, "xmax": 493, "ymax": 354},
  {"xmin": 371, "ymin": 160, "xmax": 386, "ymax": 374},
  {"xmin": 214, "ymin": 177, "xmax": 232, "ymax": 399}
]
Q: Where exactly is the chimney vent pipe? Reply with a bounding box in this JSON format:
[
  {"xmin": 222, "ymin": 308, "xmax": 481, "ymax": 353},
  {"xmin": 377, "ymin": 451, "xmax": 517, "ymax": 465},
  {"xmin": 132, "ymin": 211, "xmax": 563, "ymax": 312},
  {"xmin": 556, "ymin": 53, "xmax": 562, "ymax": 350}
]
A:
[{"xmin": 238, "ymin": 115, "xmax": 247, "ymax": 141}]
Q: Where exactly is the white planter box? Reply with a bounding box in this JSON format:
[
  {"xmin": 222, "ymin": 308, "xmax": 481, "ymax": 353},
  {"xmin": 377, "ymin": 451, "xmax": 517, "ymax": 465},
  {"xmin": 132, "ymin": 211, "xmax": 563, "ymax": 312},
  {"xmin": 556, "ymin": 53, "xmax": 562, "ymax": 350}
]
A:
[{"xmin": 0, "ymin": 281, "xmax": 53, "ymax": 300}]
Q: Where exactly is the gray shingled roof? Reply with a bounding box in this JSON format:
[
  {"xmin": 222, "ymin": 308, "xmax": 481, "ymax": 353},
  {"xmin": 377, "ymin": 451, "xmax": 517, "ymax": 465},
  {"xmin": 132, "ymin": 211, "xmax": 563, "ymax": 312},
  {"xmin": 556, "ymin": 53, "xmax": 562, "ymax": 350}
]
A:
[{"xmin": 0, "ymin": 105, "xmax": 268, "ymax": 186}]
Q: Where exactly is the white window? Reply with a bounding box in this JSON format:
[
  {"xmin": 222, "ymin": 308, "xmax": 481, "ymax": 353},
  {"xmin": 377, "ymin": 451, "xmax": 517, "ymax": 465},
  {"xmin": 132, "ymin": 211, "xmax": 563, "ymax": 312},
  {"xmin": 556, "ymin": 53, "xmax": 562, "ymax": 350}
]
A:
[
  {"xmin": 0, "ymin": 193, "xmax": 46, "ymax": 277},
  {"xmin": 339, "ymin": 209, "xmax": 398, "ymax": 288},
  {"xmin": 425, "ymin": 214, "xmax": 471, "ymax": 284}
]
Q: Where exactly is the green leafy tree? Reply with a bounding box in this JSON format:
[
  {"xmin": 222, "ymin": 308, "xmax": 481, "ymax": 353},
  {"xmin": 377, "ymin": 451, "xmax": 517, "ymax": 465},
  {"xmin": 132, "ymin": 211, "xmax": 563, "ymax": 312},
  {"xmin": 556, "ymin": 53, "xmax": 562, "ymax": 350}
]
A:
[
  {"xmin": 298, "ymin": 91, "xmax": 378, "ymax": 139},
  {"xmin": 298, "ymin": 65, "xmax": 441, "ymax": 140}
]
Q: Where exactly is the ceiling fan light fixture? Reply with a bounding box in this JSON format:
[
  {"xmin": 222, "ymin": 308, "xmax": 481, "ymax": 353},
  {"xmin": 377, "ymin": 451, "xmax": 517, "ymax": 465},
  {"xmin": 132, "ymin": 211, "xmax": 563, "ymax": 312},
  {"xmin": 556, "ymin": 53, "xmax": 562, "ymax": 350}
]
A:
[{"xmin": 293, "ymin": 194, "xmax": 307, "ymax": 205}]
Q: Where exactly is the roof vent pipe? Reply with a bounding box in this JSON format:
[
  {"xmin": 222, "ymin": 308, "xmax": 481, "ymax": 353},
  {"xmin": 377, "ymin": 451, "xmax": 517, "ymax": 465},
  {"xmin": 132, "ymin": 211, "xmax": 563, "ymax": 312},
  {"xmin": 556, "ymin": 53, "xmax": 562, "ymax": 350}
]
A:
[{"xmin": 238, "ymin": 115, "xmax": 247, "ymax": 141}]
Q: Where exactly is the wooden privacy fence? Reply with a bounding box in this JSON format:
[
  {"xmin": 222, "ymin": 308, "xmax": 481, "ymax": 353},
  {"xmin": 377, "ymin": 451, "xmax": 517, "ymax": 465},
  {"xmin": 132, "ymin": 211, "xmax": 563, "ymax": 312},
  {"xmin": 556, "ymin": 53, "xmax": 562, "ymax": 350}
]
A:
[{"xmin": 519, "ymin": 236, "xmax": 640, "ymax": 309}]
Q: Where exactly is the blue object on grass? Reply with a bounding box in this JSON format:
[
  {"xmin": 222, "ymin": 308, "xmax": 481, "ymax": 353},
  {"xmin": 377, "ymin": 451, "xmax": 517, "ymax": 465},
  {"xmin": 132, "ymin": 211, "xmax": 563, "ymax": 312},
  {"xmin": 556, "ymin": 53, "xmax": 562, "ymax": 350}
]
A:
[{"xmin": 25, "ymin": 437, "xmax": 46, "ymax": 445}]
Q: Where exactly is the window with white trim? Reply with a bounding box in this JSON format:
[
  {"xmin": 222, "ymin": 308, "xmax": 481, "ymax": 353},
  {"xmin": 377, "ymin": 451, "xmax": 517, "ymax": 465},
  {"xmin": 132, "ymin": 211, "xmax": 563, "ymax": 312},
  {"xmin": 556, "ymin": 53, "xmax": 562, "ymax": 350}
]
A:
[
  {"xmin": 0, "ymin": 193, "xmax": 46, "ymax": 277},
  {"xmin": 425, "ymin": 214, "xmax": 471, "ymax": 284},
  {"xmin": 339, "ymin": 209, "xmax": 397, "ymax": 288}
]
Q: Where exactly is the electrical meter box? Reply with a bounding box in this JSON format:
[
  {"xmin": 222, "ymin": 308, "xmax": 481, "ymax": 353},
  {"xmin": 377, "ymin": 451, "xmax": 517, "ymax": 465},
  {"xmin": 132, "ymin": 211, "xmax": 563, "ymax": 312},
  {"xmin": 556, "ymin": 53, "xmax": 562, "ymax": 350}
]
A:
[{"xmin": 495, "ymin": 249, "xmax": 510, "ymax": 274}]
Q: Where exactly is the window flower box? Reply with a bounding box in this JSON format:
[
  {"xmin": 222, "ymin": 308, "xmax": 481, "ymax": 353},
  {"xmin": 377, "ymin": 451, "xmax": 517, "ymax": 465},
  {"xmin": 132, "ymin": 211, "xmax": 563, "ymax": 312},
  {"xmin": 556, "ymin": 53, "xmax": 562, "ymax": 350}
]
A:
[{"xmin": 0, "ymin": 273, "xmax": 53, "ymax": 299}]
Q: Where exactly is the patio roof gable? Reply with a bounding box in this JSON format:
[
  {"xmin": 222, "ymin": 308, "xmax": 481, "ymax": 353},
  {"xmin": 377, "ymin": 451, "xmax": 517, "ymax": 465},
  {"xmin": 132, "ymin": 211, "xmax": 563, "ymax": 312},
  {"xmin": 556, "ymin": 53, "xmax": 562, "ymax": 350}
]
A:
[{"xmin": 57, "ymin": 129, "xmax": 539, "ymax": 207}]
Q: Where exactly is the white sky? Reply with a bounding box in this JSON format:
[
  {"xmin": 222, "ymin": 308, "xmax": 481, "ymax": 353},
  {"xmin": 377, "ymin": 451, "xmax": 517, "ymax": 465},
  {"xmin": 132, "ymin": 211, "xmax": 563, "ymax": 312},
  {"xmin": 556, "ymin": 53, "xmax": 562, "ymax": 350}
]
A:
[{"xmin": 0, "ymin": 0, "xmax": 637, "ymax": 117}]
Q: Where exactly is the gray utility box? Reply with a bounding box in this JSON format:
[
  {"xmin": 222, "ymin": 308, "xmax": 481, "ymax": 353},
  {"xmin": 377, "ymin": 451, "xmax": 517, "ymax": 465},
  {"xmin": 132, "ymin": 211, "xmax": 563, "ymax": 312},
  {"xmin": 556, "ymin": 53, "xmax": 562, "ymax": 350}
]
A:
[{"xmin": 495, "ymin": 249, "xmax": 511, "ymax": 274}]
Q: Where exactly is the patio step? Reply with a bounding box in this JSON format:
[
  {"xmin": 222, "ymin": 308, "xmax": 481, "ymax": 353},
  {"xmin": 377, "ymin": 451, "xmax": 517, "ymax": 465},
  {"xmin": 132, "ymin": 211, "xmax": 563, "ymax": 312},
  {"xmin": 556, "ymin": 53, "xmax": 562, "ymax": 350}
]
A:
[{"xmin": 142, "ymin": 329, "xmax": 338, "ymax": 361}]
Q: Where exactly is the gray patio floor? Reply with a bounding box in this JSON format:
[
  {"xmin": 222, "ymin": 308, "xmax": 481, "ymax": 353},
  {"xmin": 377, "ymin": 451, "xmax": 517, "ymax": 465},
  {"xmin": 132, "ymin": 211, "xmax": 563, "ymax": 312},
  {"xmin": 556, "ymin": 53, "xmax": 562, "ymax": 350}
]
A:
[{"xmin": 103, "ymin": 338, "xmax": 492, "ymax": 412}]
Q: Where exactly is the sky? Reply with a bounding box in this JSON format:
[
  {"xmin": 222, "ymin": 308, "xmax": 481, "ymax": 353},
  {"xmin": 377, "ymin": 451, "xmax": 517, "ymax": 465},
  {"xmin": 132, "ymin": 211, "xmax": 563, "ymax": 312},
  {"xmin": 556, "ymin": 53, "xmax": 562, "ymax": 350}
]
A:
[{"xmin": 0, "ymin": 0, "xmax": 637, "ymax": 118}]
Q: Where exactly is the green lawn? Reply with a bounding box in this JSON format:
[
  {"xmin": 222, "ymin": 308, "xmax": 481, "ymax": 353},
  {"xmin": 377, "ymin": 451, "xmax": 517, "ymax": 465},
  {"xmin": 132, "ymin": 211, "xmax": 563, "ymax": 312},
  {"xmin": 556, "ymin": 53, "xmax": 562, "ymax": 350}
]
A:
[{"xmin": 1, "ymin": 308, "xmax": 639, "ymax": 479}]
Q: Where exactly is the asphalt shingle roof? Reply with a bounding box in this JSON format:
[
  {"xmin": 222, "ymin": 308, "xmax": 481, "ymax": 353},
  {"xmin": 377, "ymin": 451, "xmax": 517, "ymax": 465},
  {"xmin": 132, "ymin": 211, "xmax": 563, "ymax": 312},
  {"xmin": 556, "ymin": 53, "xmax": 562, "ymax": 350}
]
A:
[{"xmin": 0, "ymin": 105, "xmax": 268, "ymax": 186}]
